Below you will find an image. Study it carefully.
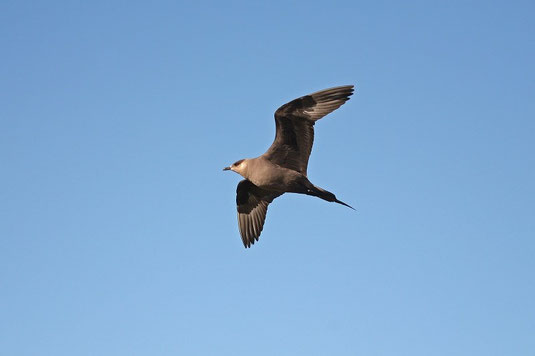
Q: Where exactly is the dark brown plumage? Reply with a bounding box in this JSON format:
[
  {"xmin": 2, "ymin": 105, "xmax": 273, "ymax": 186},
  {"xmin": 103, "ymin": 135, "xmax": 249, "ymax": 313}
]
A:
[
  {"xmin": 263, "ymin": 85, "xmax": 354, "ymax": 175},
  {"xmin": 236, "ymin": 180, "xmax": 281, "ymax": 248},
  {"xmin": 225, "ymin": 85, "xmax": 355, "ymax": 247}
]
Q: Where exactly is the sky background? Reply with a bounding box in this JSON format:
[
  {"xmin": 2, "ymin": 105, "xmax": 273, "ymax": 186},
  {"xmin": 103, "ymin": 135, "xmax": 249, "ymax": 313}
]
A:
[{"xmin": 1, "ymin": 1, "xmax": 534, "ymax": 355}]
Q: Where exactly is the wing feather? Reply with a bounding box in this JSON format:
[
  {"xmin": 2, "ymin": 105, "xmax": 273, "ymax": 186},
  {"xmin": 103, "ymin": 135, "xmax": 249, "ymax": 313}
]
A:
[
  {"xmin": 236, "ymin": 180, "xmax": 282, "ymax": 248},
  {"xmin": 262, "ymin": 85, "xmax": 354, "ymax": 175}
]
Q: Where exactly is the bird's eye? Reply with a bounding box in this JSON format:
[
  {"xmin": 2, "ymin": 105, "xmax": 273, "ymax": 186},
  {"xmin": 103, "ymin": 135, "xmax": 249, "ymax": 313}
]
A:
[{"xmin": 233, "ymin": 159, "xmax": 244, "ymax": 167}]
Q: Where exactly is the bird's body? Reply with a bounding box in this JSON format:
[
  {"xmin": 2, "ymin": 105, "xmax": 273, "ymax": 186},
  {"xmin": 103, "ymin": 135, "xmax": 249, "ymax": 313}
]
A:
[
  {"xmin": 237, "ymin": 157, "xmax": 305, "ymax": 193},
  {"xmin": 224, "ymin": 85, "xmax": 355, "ymax": 247}
]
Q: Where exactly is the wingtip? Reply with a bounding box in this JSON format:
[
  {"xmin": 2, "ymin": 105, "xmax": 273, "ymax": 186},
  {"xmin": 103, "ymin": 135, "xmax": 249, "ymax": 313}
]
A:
[
  {"xmin": 345, "ymin": 85, "xmax": 355, "ymax": 97},
  {"xmin": 335, "ymin": 84, "xmax": 355, "ymax": 92}
]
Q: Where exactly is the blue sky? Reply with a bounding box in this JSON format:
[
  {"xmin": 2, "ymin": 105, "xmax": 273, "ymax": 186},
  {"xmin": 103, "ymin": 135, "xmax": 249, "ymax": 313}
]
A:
[{"xmin": 1, "ymin": 1, "xmax": 534, "ymax": 355}]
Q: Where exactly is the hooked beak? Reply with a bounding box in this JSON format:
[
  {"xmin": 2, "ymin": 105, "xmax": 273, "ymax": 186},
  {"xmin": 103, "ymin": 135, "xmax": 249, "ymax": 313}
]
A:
[{"xmin": 223, "ymin": 166, "xmax": 231, "ymax": 171}]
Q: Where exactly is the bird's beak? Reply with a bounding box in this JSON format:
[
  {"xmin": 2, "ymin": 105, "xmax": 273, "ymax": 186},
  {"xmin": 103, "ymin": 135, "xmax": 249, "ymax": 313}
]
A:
[{"xmin": 223, "ymin": 166, "xmax": 231, "ymax": 171}]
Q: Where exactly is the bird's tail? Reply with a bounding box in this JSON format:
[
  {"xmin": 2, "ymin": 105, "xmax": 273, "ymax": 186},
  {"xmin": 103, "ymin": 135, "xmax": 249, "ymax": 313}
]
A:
[{"xmin": 307, "ymin": 185, "xmax": 355, "ymax": 210}]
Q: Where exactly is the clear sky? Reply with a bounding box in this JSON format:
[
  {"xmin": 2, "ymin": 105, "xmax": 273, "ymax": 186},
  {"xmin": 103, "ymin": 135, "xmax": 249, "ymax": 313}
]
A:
[{"xmin": 1, "ymin": 1, "xmax": 534, "ymax": 355}]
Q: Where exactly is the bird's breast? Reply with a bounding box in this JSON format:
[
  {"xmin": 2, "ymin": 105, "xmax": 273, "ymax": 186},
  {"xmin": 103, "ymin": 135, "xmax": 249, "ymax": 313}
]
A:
[{"xmin": 247, "ymin": 160, "xmax": 304, "ymax": 193}]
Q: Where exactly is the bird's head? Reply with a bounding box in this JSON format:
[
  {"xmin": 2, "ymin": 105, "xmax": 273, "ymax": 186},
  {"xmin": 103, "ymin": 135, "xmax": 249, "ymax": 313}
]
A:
[{"xmin": 223, "ymin": 159, "xmax": 248, "ymax": 177}]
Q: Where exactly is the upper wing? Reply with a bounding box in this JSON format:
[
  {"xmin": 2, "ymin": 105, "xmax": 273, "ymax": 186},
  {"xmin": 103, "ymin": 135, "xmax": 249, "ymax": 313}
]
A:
[
  {"xmin": 262, "ymin": 85, "xmax": 354, "ymax": 175},
  {"xmin": 236, "ymin": 179, "xmax": 282, "ymax": 248}
]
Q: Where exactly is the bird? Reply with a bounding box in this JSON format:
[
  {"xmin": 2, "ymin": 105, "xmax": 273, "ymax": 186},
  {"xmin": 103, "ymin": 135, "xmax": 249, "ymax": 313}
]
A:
[{"xmin": 224, "ymin": 85, "xmax": 355, "ymax": 248}]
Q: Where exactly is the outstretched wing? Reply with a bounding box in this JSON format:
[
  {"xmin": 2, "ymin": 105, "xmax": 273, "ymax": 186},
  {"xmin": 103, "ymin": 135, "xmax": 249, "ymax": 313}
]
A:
[
  {"xmin": 262, "ymin": 85, "xmax": 354, "ymax": 176},
  {"xmin": 236, "ymin": 180, "xmax": 282, "ymax": 248}
]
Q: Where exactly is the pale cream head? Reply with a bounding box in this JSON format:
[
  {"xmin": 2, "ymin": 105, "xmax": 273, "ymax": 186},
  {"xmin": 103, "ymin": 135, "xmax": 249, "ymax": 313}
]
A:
[{"xmin": 223, "ymin": 159, "xmax": 249, "ymax": 177}]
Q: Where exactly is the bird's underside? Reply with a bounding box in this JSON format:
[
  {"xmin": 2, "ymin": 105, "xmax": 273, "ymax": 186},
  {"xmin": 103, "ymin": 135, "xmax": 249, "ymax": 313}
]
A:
[{"xmin": 228, "ymin": 85, "xmax": 355, "ymax": 248}]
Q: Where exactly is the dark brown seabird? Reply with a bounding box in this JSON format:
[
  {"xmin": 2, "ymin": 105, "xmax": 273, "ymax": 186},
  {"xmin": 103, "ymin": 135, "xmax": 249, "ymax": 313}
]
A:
[{"xmin": 224, "ymin": 85, "xmax": 355, "ymax": 248}]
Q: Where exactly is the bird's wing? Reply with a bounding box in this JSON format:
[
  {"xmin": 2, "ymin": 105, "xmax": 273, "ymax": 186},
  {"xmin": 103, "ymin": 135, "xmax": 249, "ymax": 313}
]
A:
[
  {"xmin": 262, "ymin": 85, "xmax": 354, "ymax": 175},
  {"xmin": 236, "ymin": 179, "xmax": 282, "ymax": 248}
]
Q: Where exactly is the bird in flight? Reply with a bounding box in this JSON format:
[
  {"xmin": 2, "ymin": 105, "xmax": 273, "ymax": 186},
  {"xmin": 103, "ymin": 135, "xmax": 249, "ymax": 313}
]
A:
[{"xmin": 224, "ymin": 85, "xmax": 355, "ymax": 248}]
